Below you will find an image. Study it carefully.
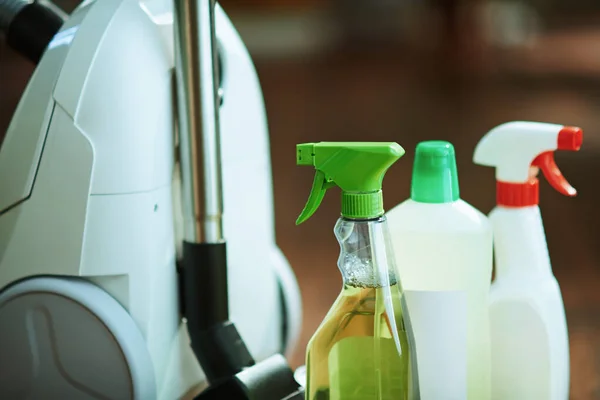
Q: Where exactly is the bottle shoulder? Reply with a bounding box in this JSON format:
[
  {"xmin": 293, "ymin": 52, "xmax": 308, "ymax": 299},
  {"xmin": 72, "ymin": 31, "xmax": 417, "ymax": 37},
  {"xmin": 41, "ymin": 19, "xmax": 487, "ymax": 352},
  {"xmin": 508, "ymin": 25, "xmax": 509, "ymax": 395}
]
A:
[
  {"xmin": 489, "ymin": 205, "xmax": 543, "ymax": 223},
  {"xmin": 386, "ymin": 199, "xmax": 491, "ymax": 234},
  {"xmin": 488, "ymin": 205, "xmax": 547, "ymax": 251},
  {"xmin": 490, "ymin": 275, "xmax": 561, "ymax": 303}
]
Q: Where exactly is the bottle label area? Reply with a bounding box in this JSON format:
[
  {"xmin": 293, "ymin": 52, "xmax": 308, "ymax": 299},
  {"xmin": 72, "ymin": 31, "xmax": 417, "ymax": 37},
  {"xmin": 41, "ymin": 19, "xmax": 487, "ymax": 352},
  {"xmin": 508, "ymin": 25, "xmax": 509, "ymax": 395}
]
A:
[{"xmin": 404, "ymin": 290, "xmax": 468, "ymax": 400}]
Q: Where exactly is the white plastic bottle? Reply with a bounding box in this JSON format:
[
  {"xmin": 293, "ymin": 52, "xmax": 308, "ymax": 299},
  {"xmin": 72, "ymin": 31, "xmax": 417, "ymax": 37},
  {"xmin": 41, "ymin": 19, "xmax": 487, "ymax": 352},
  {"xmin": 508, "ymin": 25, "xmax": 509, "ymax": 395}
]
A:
[
  {"xmin": 387, "ymin": 141, "xmax": 492, "ymax": 400},
  {"xmin": 473, "ymin": 121, "xmax": 583, "ymax": 400}
]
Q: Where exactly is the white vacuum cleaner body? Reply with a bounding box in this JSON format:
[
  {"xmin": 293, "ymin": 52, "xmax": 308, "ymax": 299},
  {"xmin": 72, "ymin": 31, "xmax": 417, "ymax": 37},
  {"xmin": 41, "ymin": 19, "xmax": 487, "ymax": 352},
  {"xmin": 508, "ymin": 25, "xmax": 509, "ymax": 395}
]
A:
[{"xmin": 0, "ymin": 0, "xmax": 301, "ymax": 398}]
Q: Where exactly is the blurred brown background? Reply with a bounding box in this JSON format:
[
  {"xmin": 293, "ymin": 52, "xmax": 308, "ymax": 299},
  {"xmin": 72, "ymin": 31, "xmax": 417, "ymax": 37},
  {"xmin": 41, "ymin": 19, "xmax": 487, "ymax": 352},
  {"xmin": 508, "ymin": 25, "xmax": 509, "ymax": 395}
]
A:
[{"xmin": 2, "ymin": 0, "xmax": 600, "ymax": 398}]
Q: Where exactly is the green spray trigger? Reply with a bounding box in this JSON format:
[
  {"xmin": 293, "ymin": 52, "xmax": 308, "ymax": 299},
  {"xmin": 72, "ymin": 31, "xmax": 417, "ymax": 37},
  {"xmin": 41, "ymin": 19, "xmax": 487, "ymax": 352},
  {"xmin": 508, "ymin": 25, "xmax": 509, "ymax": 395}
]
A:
[{"xmin": 296, "ymin": 142, "xmax": 405, "ymax": 225}]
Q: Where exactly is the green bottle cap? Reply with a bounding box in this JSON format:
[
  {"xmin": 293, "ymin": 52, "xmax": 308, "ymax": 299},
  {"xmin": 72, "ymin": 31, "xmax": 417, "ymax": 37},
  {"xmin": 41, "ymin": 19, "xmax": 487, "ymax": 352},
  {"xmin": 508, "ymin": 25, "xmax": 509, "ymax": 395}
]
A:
[
  {"xmin": 411, "ymin": 141, "xmax": 460, "ymax": 203},
  {"xmin": 296, "ymin": 142, "xmax": 405, "ymax": 224}
]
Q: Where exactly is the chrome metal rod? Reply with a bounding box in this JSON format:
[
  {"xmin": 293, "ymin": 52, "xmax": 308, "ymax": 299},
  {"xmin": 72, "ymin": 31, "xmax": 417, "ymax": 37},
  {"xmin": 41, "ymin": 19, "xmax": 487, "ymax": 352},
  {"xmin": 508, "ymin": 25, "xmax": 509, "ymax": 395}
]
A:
[{"xmin": 174, "ymin": 0, "xmax": 223, "ymax": 244}]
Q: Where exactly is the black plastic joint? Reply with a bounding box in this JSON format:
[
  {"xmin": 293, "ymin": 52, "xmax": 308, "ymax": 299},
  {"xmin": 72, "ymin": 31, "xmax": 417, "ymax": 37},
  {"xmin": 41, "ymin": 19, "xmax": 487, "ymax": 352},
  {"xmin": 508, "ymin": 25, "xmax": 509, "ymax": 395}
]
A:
[
  {"xmin": 192, "ymin": 321, "xmax": 255, "ymax": 382},
  {"xmin": 195, "ymin": 354, "xmax": 303, "ymax": 400}
]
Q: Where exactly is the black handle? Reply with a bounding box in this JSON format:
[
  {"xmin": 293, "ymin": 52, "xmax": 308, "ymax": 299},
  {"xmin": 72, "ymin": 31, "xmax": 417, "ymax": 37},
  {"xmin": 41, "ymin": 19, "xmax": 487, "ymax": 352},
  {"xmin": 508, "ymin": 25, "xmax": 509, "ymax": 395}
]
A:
[
  {"xmin": 6, "ymin": 1, "xmax": 64, "ymax": 63},
  {"xmin": 181, "ymin": 241, "xmax": 255, "ymax": 384}
]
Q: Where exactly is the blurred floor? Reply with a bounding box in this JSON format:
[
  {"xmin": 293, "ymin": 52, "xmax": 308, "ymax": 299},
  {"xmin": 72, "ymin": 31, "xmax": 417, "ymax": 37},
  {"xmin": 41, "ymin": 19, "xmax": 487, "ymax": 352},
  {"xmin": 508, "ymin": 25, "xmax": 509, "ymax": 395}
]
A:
[{"xmin": 2, "ymin": 1, "xmax": 600, "ymax": 398}]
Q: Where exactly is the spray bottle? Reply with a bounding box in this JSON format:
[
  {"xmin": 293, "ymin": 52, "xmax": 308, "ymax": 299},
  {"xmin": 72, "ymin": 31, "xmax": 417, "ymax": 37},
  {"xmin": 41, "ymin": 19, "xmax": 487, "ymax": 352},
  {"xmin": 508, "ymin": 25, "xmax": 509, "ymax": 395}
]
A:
[
  {"xmin": 296, "ymin": 142, "xmax": 419, "ymax": 400},
  {"xmin": 473, "ymin": 121, "xmax": 583, "ymax": 400}
]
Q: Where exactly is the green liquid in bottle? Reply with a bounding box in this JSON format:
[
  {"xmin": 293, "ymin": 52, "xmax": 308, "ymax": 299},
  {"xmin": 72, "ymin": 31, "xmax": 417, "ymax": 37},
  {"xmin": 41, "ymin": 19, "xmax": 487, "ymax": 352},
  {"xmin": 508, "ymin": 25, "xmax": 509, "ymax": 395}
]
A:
[{"xmin": 306, "ymin": 283, "xmax": 415, "ymax": 400}]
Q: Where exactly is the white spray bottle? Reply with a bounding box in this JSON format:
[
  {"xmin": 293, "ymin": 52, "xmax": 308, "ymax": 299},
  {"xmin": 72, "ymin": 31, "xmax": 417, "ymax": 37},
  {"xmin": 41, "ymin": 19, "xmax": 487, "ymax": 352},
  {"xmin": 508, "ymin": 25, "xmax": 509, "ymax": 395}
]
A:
[{"xmin": 473, "ymin": 121, "xmax": 583, "ymax": 400}]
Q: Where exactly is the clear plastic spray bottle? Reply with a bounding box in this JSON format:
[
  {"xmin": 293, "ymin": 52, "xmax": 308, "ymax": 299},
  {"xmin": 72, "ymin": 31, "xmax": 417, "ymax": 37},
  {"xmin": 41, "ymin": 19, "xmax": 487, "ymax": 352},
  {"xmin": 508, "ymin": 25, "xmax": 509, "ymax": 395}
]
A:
[{"xmin": 296, "ymin": 142, "xmax": 419, "ymax": 400}]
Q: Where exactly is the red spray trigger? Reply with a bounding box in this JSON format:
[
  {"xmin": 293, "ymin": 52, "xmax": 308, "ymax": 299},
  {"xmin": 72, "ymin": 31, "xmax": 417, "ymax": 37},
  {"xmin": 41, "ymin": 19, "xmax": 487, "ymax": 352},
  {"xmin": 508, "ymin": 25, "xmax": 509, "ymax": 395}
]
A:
[
  {"xmin": 531, "ymin": 152, "xmax": 576, "ymax": 196},
  {"xmin": 530, "ymin": 126, "xmax": 582, "ymax": 197}
]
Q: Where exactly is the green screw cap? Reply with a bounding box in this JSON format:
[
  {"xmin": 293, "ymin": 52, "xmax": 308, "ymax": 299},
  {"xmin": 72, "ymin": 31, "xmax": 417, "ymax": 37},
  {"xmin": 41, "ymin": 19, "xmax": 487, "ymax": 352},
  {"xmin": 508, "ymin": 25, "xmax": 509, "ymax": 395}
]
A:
[{"xmin": 411, "ymin": 141, "xmax": 460, "ymax": 203}]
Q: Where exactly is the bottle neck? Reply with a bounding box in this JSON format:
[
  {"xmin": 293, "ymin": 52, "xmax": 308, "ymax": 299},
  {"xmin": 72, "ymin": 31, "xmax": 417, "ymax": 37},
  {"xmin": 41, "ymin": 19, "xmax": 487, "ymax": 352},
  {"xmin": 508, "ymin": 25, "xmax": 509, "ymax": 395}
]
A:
[
  {"xmin": 341, "ymin": 190, "xmax": 383, "ymax": 220},
  {"xmin": 490, "ymin": 205, "xmax": 553, "ymax": 279},
  {"xmin": 334, "ymin": 216, "xmax": 398, "ymax": 288}
]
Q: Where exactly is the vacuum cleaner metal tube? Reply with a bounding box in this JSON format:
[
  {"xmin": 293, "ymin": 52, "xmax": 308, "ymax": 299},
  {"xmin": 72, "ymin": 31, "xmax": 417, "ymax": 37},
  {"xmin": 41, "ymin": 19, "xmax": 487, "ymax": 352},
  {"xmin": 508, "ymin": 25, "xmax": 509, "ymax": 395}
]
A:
[
  {"xmin": 174, "ymin": 0, "xmax": 223, "ymax": 245},
  {"xmin": 174, "ymin": 0, "xmax": 255, "ymax": 385},
  {"xmin": 172, "ymin": 2, "xmax": 305, "ymax": 397}
]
